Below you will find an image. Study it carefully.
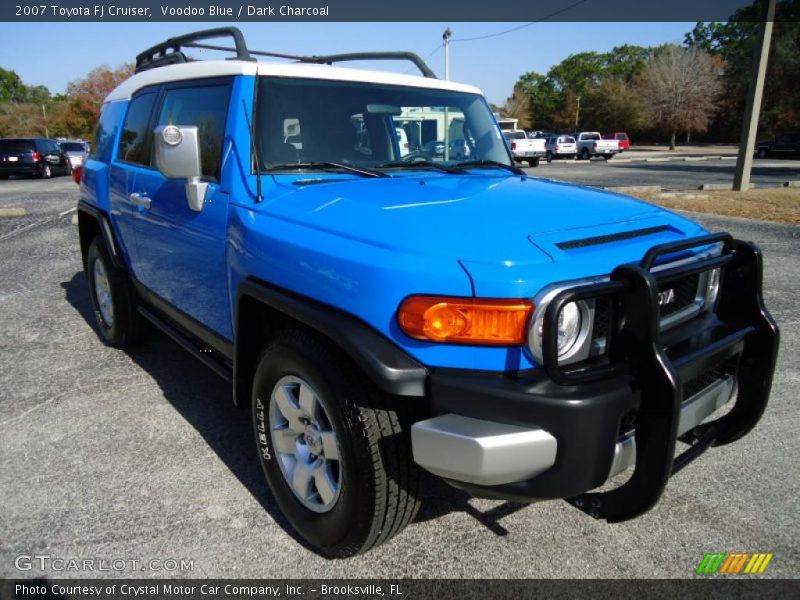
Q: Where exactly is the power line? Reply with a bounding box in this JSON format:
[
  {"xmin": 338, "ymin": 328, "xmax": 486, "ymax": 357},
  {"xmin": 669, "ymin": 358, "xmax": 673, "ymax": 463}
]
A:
[
  {"xmin": 402, "ymin": 43, "xmax": 443, "ymax": 74},
  {"xmin": 451, "ymin": 0, "xmax": 591, "ymax": 43}
]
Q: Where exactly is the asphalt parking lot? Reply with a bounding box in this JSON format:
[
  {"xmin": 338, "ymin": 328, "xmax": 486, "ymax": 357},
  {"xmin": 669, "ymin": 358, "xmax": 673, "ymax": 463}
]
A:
[
  {"xmin": 523, "ymin": 155, "xmax": 800, "ymax": 190},
  {"xmin": 0, "ymin": 176, "xmax": 798, "ymax": 579}
]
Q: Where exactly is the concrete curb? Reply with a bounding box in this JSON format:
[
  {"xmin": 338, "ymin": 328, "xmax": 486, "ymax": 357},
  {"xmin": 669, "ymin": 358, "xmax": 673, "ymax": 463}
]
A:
[
  {"xmin": 0, "ymin": 207, "xmax": 27, "ymax": 218},
  {"xmin": 699, "ymin": 183, "xmax": 733, "ymax": 191},
  {"xmin": 605, "ymin": 185, "xmax": 662, "ymax": 193}
]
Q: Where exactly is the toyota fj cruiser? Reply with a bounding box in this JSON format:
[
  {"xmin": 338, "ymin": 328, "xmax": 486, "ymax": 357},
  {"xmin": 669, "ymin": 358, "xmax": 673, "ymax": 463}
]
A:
[{"xmin": 76, "ymin": 28, "xmax": 779, "ymax": 558}]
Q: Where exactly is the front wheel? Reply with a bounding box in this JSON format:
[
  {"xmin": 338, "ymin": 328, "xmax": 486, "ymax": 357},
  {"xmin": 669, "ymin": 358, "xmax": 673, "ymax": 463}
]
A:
[
  {"xmin": 252, "ymin": 330, "xmax": 421, "ymax": 558},
  {"xmin": 581, "ymin": 148, "xmax": 591, "ymax": 160}
]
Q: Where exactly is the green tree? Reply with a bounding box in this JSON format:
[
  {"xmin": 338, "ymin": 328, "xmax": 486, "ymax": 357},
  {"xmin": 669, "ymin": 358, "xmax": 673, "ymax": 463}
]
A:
[
  {"xmin": 582, "ymin": 77, "xmax": 644, "ymax": 132},
  {"xmin": 0, "ymin": 67, "xmax": 28, "ymax": 103}
]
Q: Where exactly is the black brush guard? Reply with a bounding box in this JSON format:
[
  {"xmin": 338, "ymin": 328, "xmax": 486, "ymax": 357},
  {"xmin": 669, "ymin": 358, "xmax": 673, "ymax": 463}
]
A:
[{"xmin": 541, "ymin": 233, "xmax": 779, "ymax": 522}]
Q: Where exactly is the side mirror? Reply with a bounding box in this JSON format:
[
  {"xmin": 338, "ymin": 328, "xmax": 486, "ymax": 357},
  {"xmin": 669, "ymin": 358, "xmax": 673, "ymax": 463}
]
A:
[{"xmin": 153, "ymin": 125, "xmax": 208, "ymax": 212}]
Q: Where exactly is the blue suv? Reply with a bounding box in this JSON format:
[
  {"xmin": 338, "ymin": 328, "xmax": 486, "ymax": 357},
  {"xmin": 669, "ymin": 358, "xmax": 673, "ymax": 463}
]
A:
[{"xmin": 76, "ymin": 28, "xmax": 779, "ymax": 557}]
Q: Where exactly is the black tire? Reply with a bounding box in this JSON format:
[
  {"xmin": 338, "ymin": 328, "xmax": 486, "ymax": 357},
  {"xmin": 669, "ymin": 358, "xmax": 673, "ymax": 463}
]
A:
[
  {"xmin": 64, "ymin": 161, "xmax": 72, "ymax": 176},
  {"xmin": 546, "ymin": 151, "xmax": 553, "ymax": 163},
  {"xmin": 252, "ymin": 330, "xmax": 421, "ymax": 558},
  {"xmin": 581, "ymin": 148, "xmax": 591, "ymax": 160},
  {"xmin": 528, "ymin": 157, "xmax": 540, "ymax": 167},
  {"xmin": 39, "ymin": 163, "xmax": 51, "ymax": 179},
  {"xmin": 85, "ymin": 236, "xmax": 143, "ymax": 347},
  {"xmin": 603, "ymin": 154, "xmax": 613, "ymax": 161},
  {"xmin": 757, "ymin": 148, "xmax": 769, "ymax": 159}
]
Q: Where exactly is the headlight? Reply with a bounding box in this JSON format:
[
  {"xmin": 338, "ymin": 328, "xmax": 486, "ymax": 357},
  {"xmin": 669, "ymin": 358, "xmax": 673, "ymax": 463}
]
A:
[
  {"xmin": 706, "ymin": 268, "xmax": 721, "ymax": 305},
  {"xmin": 529, "ymin": 295, "xmax": 593, "ymax": 365},
  {"xmin": 556, "ymin": 301, "xmax": 582, "ymax": 356}
]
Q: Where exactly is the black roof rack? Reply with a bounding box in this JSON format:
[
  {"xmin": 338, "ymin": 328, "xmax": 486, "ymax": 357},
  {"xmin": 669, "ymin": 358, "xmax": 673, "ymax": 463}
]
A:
[
  {"xmin": 134, "ymin": 27, "xmax": 437, "ymax": 79},
  {"xmin": 135, "ymin": 27, "xmax": 253, "ymax": 73}
]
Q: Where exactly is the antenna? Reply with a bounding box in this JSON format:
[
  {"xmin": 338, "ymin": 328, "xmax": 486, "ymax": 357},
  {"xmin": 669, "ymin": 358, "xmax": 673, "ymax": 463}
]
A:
[{"xmin": 242, "ymin": 98, "xmax": 263, "ymax": 203}]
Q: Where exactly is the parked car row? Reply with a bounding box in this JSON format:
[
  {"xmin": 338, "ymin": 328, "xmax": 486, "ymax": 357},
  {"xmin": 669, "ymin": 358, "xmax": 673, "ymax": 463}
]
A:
[
  {"xmin": 520, "ymin": 130, "xmax": 631, "ymax": 163},
  {"xmin": 0, "ymin": 137, "xmax": 90, "ymax": 179}
]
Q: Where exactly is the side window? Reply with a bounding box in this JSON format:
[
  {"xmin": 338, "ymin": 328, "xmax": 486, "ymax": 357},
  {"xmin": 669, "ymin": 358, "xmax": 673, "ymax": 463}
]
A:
[
  {"xmin": 119, "ymin": 92, "xmax": 157, "ymax": 166},
  {"xmin": 157, "ymin": 84, "xmax": 231, "ymax": 179}
]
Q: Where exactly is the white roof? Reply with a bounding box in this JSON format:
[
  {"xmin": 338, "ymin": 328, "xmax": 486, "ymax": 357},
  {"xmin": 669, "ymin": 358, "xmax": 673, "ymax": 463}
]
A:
[{"xmin": 105, "ymin": 59, "xmax": 483, "ymax": 102}]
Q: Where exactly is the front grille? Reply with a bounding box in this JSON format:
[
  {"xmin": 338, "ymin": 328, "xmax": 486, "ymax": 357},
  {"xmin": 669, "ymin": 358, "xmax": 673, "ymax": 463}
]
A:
[
  {"xmin": 658, "ymin": 273, "xmax": 700, "ymax": 318},
  {"xmin": 592, "ymin": 298, "xmax": 610, "ymax": 342}
]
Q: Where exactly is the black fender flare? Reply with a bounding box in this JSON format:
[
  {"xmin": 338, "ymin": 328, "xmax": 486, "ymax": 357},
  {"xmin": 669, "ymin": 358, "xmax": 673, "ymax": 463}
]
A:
[
  {"xmin": 233, "ymin": 279, "xmax": 427, "ymax": 408},
  {"xmin": 77, "ymin": 200, "xmax": 125, "ymax": 271}
]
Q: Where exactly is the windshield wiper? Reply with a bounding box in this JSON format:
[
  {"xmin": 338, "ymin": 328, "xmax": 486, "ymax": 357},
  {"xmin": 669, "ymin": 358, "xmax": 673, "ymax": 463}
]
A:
[
  {"xmin": 375, "ymin": 161, "xmax": 466, "ymax": 174},
  {"xmin": 262, "ymin": 162, "xmax": 388, "ymax": 178},
  {"xmin": 455, "ymin": 160, "xmax": 526, "ymax": 175}
]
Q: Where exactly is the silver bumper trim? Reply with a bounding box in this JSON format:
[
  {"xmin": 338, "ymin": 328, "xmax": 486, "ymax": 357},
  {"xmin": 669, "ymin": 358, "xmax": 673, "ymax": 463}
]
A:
[
  {"xmin": 609, "ymin": 375, "xmax": 736, "ymax": 478},
  {"xmin": 411, "ymin": 414, "xmax": 557, "ymax": 486}
]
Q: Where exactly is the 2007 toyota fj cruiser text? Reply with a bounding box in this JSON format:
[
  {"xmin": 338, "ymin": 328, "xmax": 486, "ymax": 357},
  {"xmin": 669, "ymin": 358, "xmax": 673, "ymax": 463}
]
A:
[{"xmin": 76, "ymin": 28, "xmax": 779, "ymax": 558}]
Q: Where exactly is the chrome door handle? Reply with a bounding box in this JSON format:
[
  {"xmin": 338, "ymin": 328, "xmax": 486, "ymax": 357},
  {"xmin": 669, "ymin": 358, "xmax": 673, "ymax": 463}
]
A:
[{"xmin": 129, "ymin": 192, "xmax": 151, "ymax": 209}]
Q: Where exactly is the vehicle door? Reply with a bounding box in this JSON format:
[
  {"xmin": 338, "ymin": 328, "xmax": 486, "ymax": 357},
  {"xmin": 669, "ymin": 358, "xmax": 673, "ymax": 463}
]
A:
[
  {"xmin": 128, "ymin": 78, "xmax": 234, "ymax": 340},
  {"xmin": 109, "ymin": 88, "xmax": 160, "ymax": 274}
]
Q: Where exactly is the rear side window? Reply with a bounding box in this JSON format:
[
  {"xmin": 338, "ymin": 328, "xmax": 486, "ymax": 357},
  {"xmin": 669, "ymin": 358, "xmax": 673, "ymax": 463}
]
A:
[
  {"xmin": 0, "ymin": 140, "xmax": 34, "ymax": 153},
  {"xmin": 156, "ymin": 84, "xmax": 231, "ymax": 179},
  {"xmin": 119, "ymin": 92, "xmax": 157, "ymax": 166}
]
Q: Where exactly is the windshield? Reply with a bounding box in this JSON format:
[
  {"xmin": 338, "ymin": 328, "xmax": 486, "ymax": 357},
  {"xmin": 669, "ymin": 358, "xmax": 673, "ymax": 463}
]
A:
[
  {"xmin": 0, "ymin": 140, "xmax": 34, "ymax": 153},
  {"xmin": 255, "ymin": 77, "xmax": 511, "ymax": 170},
  {"xmin": 61, "ymin": 142, "xmax": 86, "ymax": 152},
  {"xmin": 503, "ymin": 131, "xmax": 527, "ymax": 140}
]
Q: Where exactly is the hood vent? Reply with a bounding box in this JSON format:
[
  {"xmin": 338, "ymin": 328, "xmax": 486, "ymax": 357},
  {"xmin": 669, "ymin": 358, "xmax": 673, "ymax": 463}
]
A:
[{"xmin": 556, "ymin": 225, "xmax": 670, "ymax": 250}]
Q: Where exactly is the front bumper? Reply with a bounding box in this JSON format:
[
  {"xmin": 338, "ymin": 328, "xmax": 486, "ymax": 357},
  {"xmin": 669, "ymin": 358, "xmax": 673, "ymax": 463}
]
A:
[{"xmin": 411, "ymin": 235, "xmax": 779, "ymax": 522}]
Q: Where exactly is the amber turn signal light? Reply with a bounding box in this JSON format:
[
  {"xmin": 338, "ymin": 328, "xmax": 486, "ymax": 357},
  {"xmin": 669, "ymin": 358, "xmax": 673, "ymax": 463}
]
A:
[{"xmin": 397, "ymin": 295, "xmax": 534, "ymax": 345}]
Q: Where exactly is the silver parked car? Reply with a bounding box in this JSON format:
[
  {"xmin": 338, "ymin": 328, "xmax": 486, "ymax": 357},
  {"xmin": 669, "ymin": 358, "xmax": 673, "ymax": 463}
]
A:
[
  {"xmin": 59, "ymin": 140, "xmax": 91, "ymax": 169},
  {"xmin": 545, "ymin": 135, "xmax": 578, "ymax": 161}
]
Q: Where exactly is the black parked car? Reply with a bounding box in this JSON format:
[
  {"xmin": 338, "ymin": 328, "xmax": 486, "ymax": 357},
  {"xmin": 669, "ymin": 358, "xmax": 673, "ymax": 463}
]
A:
[
  {"xmin": 0, "ymin": 138, "xmax": 72, "ymax": 179},
  {"xmin": 756, "ymin": 133, "xmax": 800, "ymax": 159}
]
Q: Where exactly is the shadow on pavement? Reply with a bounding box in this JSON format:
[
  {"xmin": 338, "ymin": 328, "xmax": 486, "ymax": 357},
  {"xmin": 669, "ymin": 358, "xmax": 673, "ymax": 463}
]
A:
[{"xmin": 61, "ymin": 271, "xmax": 528, "ymax": 551}]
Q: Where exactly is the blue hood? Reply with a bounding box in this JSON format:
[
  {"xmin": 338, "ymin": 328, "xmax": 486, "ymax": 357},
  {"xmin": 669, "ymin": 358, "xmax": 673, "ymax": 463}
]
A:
[{"xmin": 263, "ymin": 172, "xmax": 706, "ymax": 296}]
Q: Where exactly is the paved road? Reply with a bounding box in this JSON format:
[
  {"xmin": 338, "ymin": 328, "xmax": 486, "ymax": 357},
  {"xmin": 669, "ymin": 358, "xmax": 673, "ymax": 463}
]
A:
[
  {"xmin": 523, "ymin": 156, "xmax": 800, "ymax": 190},
  {"xmin": 0, "ymin": 177, "xmax": 798, "ymax": 579}
]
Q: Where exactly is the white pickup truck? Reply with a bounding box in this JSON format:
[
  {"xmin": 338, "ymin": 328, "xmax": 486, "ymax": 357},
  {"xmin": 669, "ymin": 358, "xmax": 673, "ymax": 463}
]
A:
[
  {"xmin": 503, "ymin": 130, "xmax": 546, "ymax": 167},
  {"xmin": 574, "ymin": 131, "xmax": 619, "ymax": 160}
]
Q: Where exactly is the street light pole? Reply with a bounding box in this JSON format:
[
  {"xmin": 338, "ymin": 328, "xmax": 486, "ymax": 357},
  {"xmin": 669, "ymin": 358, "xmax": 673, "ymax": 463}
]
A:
[
  {"xmin": 733, "ymin": 0, "xmax": 776, "ymax": 191},
  {"xmin": 575, "ymin": 95, "xmax": 581, "ymax": 130},
  {"xmin": 42, "ymin": 104, "xmax": 48, "ymax": 138},
  {"xmin": 443, "ymin": 27, "xmax": 452, "ymax": 81}
]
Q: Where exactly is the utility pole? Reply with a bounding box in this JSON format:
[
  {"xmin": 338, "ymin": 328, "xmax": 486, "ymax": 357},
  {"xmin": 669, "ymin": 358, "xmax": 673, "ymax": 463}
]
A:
[
  {"xmin": 443, "ymin": 27, "xmax": 452, "ymax": 160},
  {"xmin": 42, "ymin": 104, "xmax": 48, "ymax": 138},
  {"xmin": 443, "ymin": 27, "xmax": 452, "ymax": 81},
  {"xmin": 733, "ymin": 0, "xmax": 776, "ymax": 191},
  {"xmin": 575, "ymin": 95, "xmax": 581, "ymax": 130}
]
